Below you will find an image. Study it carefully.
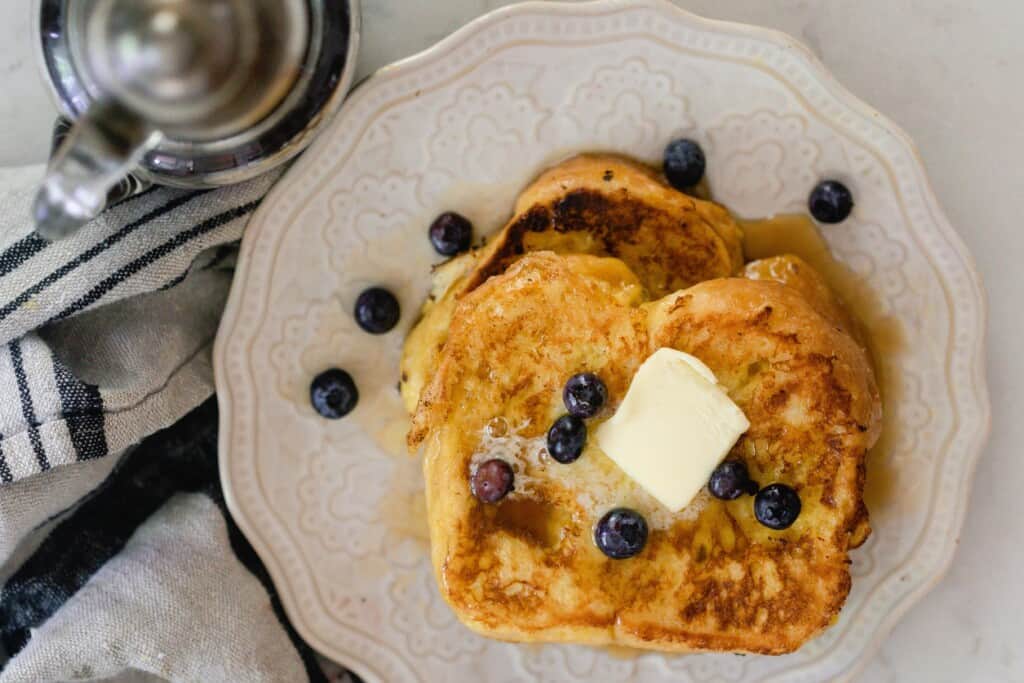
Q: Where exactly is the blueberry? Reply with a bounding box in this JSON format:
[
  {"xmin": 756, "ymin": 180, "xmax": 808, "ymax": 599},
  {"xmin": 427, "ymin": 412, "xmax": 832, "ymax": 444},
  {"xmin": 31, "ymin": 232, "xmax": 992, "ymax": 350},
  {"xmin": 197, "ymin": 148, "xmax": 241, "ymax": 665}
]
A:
[
  {"xmin": 547, "ymin": 415, "xmax": 587, "ymax": 464},
  {"xmin": 310, "ymin": 369, "xmax": 358, "ymax": 419},
  {"xmin": 809, "ymin": 180, "xmax": 854, "ymax": 224},
  {"xmin": 754, "ymin": 484, "xmax": 802, "ymax": 530},
  {"xmin": 471, "ymin": 459, "xmax": 514, "ymax": 503},
  {"xmin": 563, "ymin": 373, "xmax": 608, "ymax": 418},
  {"xmin": 354, "ymin": 287, "xmax": 401, "ymax": 334},
  {"xmin": 429, "ymin": 212, "xmax": 473, "ymax": 256},
  {"xmin": 663, "ymin": 139, "xmax": 706, "ymax": 190},
  {"xmin": 595, "ymin": 508, "xmax": 649, "ymax": 559},
  {"xmin": 708, "ymin": 461, "xmax": 758, "ymax": 500}
]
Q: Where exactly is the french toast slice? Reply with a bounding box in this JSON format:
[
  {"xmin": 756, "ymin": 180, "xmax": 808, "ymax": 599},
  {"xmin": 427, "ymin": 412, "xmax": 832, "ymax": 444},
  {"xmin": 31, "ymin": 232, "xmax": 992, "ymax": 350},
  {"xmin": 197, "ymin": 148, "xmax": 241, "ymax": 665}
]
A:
[
  {"xmin": 410, "ymin": 252, "xmax": 880, "ymax": 654},
  {"xmin": 400, "ymin": 155, "xmax": 744, "ymax": 414}
]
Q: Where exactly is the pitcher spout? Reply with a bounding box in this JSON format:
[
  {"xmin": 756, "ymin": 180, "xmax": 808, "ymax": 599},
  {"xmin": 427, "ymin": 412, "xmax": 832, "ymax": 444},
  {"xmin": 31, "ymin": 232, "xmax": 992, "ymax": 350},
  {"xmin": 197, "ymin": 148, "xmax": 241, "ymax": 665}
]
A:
[{"xmin": 34, "ymin": 102, "xmax": 161, "ymax": 241}]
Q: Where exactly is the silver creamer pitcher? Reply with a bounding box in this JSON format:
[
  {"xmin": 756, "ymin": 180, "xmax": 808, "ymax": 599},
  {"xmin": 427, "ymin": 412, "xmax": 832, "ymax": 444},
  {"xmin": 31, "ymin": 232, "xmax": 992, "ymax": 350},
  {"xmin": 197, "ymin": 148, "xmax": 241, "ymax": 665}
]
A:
[{"xmin": 34, "ymin": 0, "xmax": 360, "ymax": 240}]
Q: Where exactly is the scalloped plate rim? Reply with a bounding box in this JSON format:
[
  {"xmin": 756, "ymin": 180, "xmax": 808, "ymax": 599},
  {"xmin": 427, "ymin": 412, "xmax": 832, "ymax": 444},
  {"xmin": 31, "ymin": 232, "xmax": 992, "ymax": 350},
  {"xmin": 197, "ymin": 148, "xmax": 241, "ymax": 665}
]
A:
[{"xmin": 214, "ymin": 1, "xmax": 992, "ymax": 681}]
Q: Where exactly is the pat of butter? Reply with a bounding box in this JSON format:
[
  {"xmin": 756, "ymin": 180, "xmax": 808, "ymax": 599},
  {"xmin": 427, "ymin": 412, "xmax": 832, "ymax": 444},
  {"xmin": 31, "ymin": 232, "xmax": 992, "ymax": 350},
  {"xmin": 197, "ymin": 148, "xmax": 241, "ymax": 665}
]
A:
[{"xmin": 595, "ymin": 348, "xmax": 750, "ymax": 512}]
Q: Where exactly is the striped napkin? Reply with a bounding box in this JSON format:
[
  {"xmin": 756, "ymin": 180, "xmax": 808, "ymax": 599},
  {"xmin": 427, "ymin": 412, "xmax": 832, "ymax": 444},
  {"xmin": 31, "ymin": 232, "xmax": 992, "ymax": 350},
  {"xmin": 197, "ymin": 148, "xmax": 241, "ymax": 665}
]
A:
[{"xmin": 0, "ymin": 162, "xmax": 358, "ymax": 683}]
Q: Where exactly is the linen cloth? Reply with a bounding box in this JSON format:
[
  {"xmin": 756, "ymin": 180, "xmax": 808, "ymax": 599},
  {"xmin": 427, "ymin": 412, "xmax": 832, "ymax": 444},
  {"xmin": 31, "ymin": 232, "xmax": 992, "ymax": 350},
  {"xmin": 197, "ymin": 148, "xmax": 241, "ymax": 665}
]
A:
[{"xmin": 0, "ymin": 164, "xmax": 358, "ymax": 683}]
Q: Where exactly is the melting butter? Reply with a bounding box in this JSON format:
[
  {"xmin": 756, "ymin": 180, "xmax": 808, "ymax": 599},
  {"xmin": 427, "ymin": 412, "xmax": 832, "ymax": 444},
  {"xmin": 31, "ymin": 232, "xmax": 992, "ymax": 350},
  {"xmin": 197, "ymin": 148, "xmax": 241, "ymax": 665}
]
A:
[{"xmin": 595, "ymin": 348, "xmax": 749, "ymax": 512}]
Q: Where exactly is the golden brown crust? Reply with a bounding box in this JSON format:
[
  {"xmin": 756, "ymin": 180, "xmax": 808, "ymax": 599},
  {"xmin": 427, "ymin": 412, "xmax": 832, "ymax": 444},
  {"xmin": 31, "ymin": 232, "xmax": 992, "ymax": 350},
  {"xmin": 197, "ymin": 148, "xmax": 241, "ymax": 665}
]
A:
[
  {"xmin": 470, "ymin": 155, "xmax": 744, "ymax": 294},
  {"xmin": 742, "ymin": 254, "xmax": 882, "ymax": 449},
  {"xmin": 399, "ymin": 154, "xmax": 744, "ymax": 415},
  {"xmin": 745, "ymin": 255, "xmax": 865, "ymax": 348},
  {"xmin": 414, "ymin": 253, "xmax": 881, "ymax": 654},
  {"xmin": 400, "ymin": 252, "xmax": 479, "ymax": 414}
]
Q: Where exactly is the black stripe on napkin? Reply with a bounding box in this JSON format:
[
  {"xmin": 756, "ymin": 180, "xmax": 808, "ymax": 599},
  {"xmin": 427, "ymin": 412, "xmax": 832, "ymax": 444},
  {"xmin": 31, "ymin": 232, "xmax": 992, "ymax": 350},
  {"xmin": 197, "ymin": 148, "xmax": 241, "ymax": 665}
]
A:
[
  {"xmin": 49, "ymin": 200, "xmax": 260, "ymax": 324},
  {"xmin": 0, "ymin": 234, "xmax": 48, "ymax": 278},
  {"xmin": 0, "ymin": 190, "xmax": 205, "ymax": 324},
  {"xmin": 7, "ymin": 341, "xmax": 49, "ymax": 472},
  {"xmin": 52, "ymin": 354, "xmax": 107, "ymax": 462},
  {"xmin": 0, "ymin": 435, "xmax": 11, "ymax": 484},
  {"xmin": 0, "ymin": 399, "xmax": 328, "ymax": 683}
]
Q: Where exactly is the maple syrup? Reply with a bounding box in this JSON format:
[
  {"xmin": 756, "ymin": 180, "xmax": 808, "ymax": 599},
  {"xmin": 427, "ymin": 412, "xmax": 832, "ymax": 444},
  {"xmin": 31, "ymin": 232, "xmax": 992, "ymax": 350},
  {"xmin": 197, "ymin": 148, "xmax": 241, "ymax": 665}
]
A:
[
  {"xmin": 604, "ymin": 645, "xmax": 645, "ymax": 660},
  {"xmin": 493, "ymin": 498, "xmax": 566, "ymax": 547},
  {"xmin": 741, "ymin": 215, "xmax": 903, "ymax": 512}
]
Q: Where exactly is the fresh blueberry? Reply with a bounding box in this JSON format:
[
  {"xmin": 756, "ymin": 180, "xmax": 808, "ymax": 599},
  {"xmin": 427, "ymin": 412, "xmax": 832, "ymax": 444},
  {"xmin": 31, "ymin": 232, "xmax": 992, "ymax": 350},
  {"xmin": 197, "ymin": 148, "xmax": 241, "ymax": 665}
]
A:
[
  {"xmin": 809, "ymin": 180, "xmax": 854, "ymax": 224},
  {"xmin": 754, "ymin": 484, "xmax": 802, "ymax": 530},
  {"xmin": 471, "ymin": 459, "xmax": 514, "ymax": 503},
  {"xmin": 429, "ymin": 212, "xmax": 473, "ymax": 256},
  {"xmin": 595, "ymin": 508, "xmax": 649, "ymax": 559},
  {"xmin": 708, "ymin": 461, "xmax": 758, "ymax": 500},
  {"xmin": 563, "ymin": 373, "xmax": 608, "ymax": 418},
  {"xmin": 547, "ymin": 415, "xmax": 587, "ymax": 464},
  {"xmin": 663, "ymin": 139, "xmax": 707, "ymax": 190},
  {"xmin": 354, "ymin": 287, "xmax": 401, "ymax": 334},
  {"xmin": 310, "ymin": 369, "xmax": 358, "ymax": 419}
]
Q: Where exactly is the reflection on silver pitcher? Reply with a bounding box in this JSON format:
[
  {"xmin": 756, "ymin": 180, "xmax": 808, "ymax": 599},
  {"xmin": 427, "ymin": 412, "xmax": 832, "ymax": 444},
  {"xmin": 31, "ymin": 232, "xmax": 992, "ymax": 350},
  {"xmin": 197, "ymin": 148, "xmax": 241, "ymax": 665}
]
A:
[{"xmin": 34, "ymin": 0, "xmax": 360, "ymax": 240}]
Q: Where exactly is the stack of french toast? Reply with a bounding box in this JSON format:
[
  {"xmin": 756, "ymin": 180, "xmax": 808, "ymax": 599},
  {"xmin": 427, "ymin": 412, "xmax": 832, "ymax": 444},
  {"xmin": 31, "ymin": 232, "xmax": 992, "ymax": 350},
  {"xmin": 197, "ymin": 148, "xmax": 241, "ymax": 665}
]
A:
[{"xmin": 400, "ymin": 155, "xmax": 881, "ymax": 655}]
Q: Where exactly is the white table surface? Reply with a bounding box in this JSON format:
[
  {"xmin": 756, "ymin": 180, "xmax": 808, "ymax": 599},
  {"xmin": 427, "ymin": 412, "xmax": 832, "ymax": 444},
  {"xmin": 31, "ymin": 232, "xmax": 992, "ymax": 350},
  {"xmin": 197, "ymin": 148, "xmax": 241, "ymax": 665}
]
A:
[{"xmin": 2, "ymin": 1, "xmax": 1021, "ymax": 681}]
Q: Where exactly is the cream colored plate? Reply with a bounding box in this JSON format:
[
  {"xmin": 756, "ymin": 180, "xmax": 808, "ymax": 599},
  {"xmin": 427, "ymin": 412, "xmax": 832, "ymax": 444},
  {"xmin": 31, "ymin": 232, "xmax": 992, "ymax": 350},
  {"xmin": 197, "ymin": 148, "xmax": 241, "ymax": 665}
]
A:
[{"xmin": 214, "ymin": 1, "xmax": 991, "ymax": 681}]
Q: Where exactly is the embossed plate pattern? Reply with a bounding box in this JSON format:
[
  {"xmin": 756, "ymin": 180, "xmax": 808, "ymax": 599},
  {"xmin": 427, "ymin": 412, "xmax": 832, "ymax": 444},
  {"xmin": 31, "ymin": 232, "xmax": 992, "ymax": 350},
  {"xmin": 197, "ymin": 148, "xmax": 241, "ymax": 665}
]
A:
[{"xmin": 214, "ymin": 1, "xmax": 991, "ymax": 681}]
